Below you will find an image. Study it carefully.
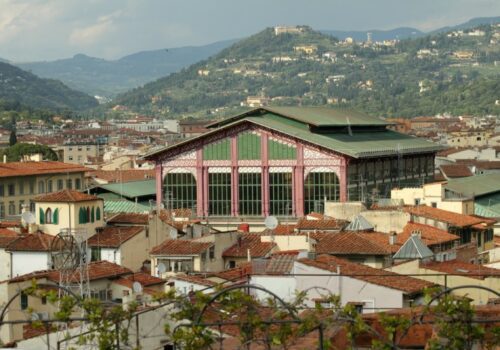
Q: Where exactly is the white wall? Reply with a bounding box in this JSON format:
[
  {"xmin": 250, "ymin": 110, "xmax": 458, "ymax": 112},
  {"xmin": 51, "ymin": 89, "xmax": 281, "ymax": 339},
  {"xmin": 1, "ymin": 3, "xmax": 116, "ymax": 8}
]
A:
[
  {"xmin": 12, "ymin": 252, "xmax": 50, "ymax": 277},
  {"xmin": 173, "ymin": 280, "xmax": 214, "ymax": 295},
  {"xmin": 250, "ymin": 276, "xmax": 297, "ymax": 302},
  {"xmin": 0, "ymin": 249, "xmax": 11, "ymax": 280}
]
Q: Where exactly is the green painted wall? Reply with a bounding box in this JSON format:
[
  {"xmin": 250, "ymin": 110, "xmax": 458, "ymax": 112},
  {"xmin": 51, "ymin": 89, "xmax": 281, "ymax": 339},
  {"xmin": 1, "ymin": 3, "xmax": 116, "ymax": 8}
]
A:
[
  {"xmin": 203, "ymin": 139, "xmax": 231, "ymax": 160},
  {"xmin": 238, "ymin": 133, "xmax": 261, "ymax": 160},
  {"xmin": 268, "ymin": 139, "xmax": 296, "ymax": 160}
]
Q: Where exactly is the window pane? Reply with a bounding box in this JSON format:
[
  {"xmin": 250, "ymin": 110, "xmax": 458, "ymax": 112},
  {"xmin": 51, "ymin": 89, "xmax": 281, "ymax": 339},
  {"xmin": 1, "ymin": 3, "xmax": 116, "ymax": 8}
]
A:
[
  {"xmin": 208, "ymin": 172, "xmax": 231, "ymax": 216},
  {"xmin": 269, "ymin": 172, "xmax": 292, "ymax": 216},
  {"xmin": 164, "ymin": 173, "xmax": 197, "ymax": 211},
  {"xmin": 304, "ymin": 172, "xmax": 339, "ymax": 214},
  {"xmin": 239, "ymin": 173, "xmax": 261, "ymax": 215}
]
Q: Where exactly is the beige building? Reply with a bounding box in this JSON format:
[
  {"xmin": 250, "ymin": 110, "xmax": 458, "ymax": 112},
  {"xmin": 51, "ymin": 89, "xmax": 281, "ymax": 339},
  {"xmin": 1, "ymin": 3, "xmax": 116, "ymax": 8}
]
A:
[
  {"xmin": 293, "ymin": 45, "xmax": 318, "ymax": 54},
  {"xmin": 0, "ymin": 161, "xmax": 87, "ymax": 219},
  {"xmin": 446, "ymin": 130, "xmax": 492, "ymax": 147},
  {"xmin": 57, "ymin": 142, "xmax": 106, "ymax": 165},
  {"xmin": 34, "ymin": 189, "xmax": 104, "ymax": 238}
]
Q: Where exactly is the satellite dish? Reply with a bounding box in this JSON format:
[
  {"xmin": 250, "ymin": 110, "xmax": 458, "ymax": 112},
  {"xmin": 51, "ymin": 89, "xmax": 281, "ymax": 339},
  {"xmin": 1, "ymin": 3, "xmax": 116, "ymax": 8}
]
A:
[
  {"xmin": 21, "ymin": 212, "xmax": 36, "ymax": 225},
  {"xmin": 157, "ymin": 262, "xmax": 166, "ymax": 274},
  {"xmin": 264, "ymin": 216, "xmax": 279, "ymax": 230},
  {"xmin": 132, "ymin": 281, "xmax": 143, "ymax": 294},
  {"xmin": 31, "ymin": 313, "xmax": 40, "ymax": 321}
]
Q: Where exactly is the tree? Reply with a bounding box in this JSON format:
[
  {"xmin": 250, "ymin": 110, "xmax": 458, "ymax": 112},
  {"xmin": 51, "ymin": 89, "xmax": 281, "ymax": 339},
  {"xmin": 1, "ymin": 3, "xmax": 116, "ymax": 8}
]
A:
[
  {"xmin": 8, "ymin": 130, "xmax": 17, "ymax": 146},
  {"xmin": 1, "ymin": 143, "xmax": 58, "ymax": 162}
]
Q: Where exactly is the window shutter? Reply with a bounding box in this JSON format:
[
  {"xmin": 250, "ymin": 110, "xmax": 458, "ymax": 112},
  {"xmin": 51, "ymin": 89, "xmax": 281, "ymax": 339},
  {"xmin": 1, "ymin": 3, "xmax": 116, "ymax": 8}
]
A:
[
  {"xmin": 53, "ymin": 208, "xmax": 59, "ymax": 225},
  {"xmin": 39, "ymin": 208, "xmax": 44, "ymax": 224}
]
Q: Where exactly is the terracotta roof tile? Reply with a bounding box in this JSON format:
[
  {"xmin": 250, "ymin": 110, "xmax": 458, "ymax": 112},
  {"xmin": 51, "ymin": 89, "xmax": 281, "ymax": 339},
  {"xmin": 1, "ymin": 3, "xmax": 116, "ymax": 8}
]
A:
[
  {"xmin": 296, "ymin": 218, "xmax": 348, "ymax": 231},
  {"xmin": 34, "ymin": 189, "xmax": 100, "ymax": 203},
  {"xmin": 6, "ymin": 232, "xmax": 56, "ymax": 252},
  {"xmin": 87, "ymin": 226, "xmax": 144, "ymax": 248},
  {"xmin": 107, "ymin": 213, "xmax": 149, "ymax": 225},
  {"xmin": 421, "ymin": 260, "xmax": 500, "ymax": 280},
  {"xmin": 405, "ymin": 205, "xmax": 494, "ymax": 228},
  {"xmin": 0, "ymin": 228, "xmax": 20, "ymax": 248},
  {"xmin": 222, "ymin": 235, "xmax": 276, "ymax": 258},
  {"xmin": 114, "ymin": 272, "xmax": 165, "ymax": 289},
  {"xmin": 169, "ymin": 274, "xmax": 218, "ymax": 287},
  {"xmin": 439, "ymin": 164, "xmax": 473, "ymax": 178},
  {"xmin": 298, "ymin": 255, "xmax": 433, "ymax": 294},
  {"xmin": 400, "ymin": 222, "xmax": 460, "ymax": 246},
  {"xmin": 315, "ymin": 232, "xmax": 391, "ymax": 255},
  {"xmin": 0, "ymin": 161, "xmax": 88, "ymax": 178},
  {"xmin": 214, "ymin": 262, "xmax": 252, "ymax": 281},
  {"xmin": 150, "ymin": 239, "xmax": 213, "ymax": 256},
  {"xmin": 89, "ymin": 169, "xmax": 155, "ymax": 183}
]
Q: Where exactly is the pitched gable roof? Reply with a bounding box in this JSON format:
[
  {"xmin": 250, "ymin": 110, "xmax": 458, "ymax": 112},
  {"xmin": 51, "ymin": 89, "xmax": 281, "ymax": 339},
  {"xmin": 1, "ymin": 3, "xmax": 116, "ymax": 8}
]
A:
[
  {"xmin": 393, "ymin": 235, "xmax": 434, "ymax": 260},
  {"xmin": 421, "ymin": 260, "xmax": 500, "ymax": 280},
  {"xmin": 150, "ymin": 239, "xmax": 213, "ymax": 256},
  {"xmin": 87, "ymin": 226, "xmax": 144, "ymax": 248},
  {"xmin": 315, "ymin": 232, "xmax": 391, "ymax": 255},
  {"xmin": 222, "ymin": 235, "xmax": 276, "ymax": 258},
  {"xmin": 296, "ymin": 218, "xmax": 348, "ymax": 231},
  {"xmin": 0, "ymin": 161, "xmax": 88, "ymax": 178},
  {"xmin": 0, "ymin": 228, "xmax": 20, "ymax": 248},
  {"xmin": 298, "ymin": 255, "xmax": 433, "ymax": 294},
  {"xmin": 400, "ymin": 222, "xmax": 460, "ymax": 247},
  {"xmin": 34, "ymin": 189, "xmax": 99, "ymax": 203},
  {"xmin": 344, "ymin": 215, "xmax": 374, "ymax": 231},
  {"xmin": 405, "ymin": 205, "xmax": 494, "ymax": 228},
  {"xmin": 6, "ymin": 232, "xmax": 56, "ymax": 252},
  {"xmin": 107, "ymin": 213, "xmax": 149, "ymax": 225}
]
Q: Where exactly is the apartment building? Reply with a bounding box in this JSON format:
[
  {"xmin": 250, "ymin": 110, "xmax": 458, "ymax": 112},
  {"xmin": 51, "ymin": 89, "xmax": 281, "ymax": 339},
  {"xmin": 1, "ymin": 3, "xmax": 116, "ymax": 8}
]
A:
[{"xmin": 0, "ymin": 161, "xmax": 88, "ymax": 218}]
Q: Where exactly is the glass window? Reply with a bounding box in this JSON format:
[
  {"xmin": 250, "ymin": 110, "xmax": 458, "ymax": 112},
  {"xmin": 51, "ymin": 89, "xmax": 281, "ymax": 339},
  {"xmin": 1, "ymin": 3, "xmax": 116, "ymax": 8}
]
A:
[
  {"xmin": 18, "ymin": 200, "xmax": 24, "ymax": 214},
  {"xmin": 269, "ymin": 172, "xmax": 293, "ymax": 216},
  {"xmin": 8, "ymin": 201, "xmax": 15, "ymax": 216},
  {"xmin": 164, "ymin": 173, "xmax": 197, "ymax": 210},
  {"xmin": 0, "ymin": 185, "xmax": 4, "ymax": 197},
  {"xmin": 75, "ymin": 178, "xmax": 81, "ymax": 190},
  {"xmin": 208, "ymin": 172, "xmax": 231, "ymax": 216},
  {"xmin": 0, "ymin": 203, "xmax": 5, "ymax": 218},
  {"xmin": 19, "ymin": 181, "xmax": 24, "ymax": 195},
  {"xmin": 47, "ymin": 180, "xmax": 53, "ymax": 193},
  {"xmin": 20, "ymin": 293, "xmax": 28, "ymax": 310},
  {"xmin": 38, "ymin": 181, "xmax": 45, "ymax": 194},
  {"xmin": 91, "ymin": 247, "xmax": 101, "ymax": 261},
  {"xmin": 57, "ymin": 179, "xmax": 64, "ymax": 190},
  {"xmin": 239, "ymin": 172, "xmax": 262, "ymax": 215},
  {"xmin": 7, "ymin": 184, "xmax": 14, "ymax": 196},
  {"xmin": 29, "ymin": 181, "xmax": 35, "ymax": 194},
  {"xmin": 209, "ymin": 246, "xmax": 215, "ymax": 260},
  {"xmin": 304, "ymin": 171, "xmax": 340, "ymax": 214},
  {"xmin": 67, "ymin": 179, "xmax": 72, "ymax": 189},
  {"xmin": 45, "ymin": 208, "xmax": 52, "ymax": 224}
]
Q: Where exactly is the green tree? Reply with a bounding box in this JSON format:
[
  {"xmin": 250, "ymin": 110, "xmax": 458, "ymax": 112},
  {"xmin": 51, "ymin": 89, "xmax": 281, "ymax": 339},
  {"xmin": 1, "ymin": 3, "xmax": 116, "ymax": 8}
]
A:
[{"xmin": 8, "ymin": 130, "xmax": 17, "ymax": 146}]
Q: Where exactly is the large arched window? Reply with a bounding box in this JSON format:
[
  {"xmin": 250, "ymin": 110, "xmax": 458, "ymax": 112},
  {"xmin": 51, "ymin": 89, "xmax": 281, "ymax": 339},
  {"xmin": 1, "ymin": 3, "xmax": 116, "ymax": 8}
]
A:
[
  {"xmin": 163, "ymin": 172, "xmax": 197, "ymax": 210},
  {"xmin": 269, "ymin": 171, "xmax": 293, "ymax": 216},
  {"xmin": 208, "ymin": 172, "xmax": 231, "ymax": 216},
  {"xmin": 239, "ymin": 171, "xmax": 261, "ymax": 216},
  {"xmin": 304, "ymin": 171, "xmax": 340, "ymax": 214}
]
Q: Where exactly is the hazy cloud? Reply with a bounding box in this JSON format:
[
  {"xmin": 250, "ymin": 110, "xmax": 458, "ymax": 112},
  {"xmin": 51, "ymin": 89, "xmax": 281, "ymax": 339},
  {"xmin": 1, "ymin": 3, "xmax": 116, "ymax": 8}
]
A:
[{"xmin": 0, "ymin": 0, "xmax": 498, "ymax": 61}]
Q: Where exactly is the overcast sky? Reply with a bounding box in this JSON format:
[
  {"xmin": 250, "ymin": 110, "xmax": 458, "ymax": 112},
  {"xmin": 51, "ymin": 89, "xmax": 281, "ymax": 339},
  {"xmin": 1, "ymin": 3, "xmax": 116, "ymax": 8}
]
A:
[{"xmin": 1, "ymin": 0, "xmax": 499, "ymax": 62}]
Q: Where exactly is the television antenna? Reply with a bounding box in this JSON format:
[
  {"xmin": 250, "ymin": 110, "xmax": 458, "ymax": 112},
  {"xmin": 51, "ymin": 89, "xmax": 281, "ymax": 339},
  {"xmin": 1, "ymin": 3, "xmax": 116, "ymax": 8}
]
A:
[
  {"xmin": 21, "ymin": 211, "xmax": 36, "ymax": 225},
  {"xmin": 132, "ymin": 281, "xmax": 143, "ymax": 294},
  {"xmin": 158, "ymin": 262, "xmax": 167, "ymax": 276},
  {"xmin": 264, "ymin": 216, "xmax": 279, "ymax": 230}
]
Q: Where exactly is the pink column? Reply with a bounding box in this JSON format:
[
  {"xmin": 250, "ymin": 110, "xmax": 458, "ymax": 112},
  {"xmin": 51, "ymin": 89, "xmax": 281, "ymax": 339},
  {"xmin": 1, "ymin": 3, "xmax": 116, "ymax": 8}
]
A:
[
  {"xmin": 261, "ymin": 133, "xmax": 269, "ymax": 217},
  {"xmin": 203, "ymin": 167, "xmax": 209, "ymax": 217},
  {"xmin": 294, "ymin": 144, "xmax": 305, "ymax": 217},
  {"xmin": 155, "ymin": 163, "xmax": 163, "ymax": 210},
  {"xmin": 196, "ymin": 150, "xmax": 204, "ymax": 217},
  {"xmin": 339, "ymin": 157, "xmax": 347, "ymax": 202},
  {"xmin": 230, "ymin": 136, "xmax": 239, "ymax": 216}
]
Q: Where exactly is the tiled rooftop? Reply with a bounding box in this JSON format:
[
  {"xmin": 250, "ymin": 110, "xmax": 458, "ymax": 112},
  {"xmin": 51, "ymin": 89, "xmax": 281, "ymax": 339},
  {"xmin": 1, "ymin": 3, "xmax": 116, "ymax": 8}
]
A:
[
  {"xmin": 315, "ymin": 232, "xmax": 391, "ymax": 255},
  {"xmin": 107, "ymin": 213, "xmax": 149, "ymax": 225},
  {"xmin": 169, "ymin": 274, "xmax": 218, "ymax": 287},
  {"xmin": 298, "ymin": 255, "xmax": 433, "ymax": 294},
  {"xmin": 296, "ymin": 218, "xmax": 348, "ymax": 231},
  {"xmin": 34, "ymin": 189, "xmax": 99, "ymax": 203},
  {"xmin": 439, "ymin": 164, "xmax": 473, "ymax": 178},
  {"xmin": 0, "ymin": 228, "xmax": 20, "ymax": 248},
  {"xmin": 150, "ymin": 239, "xmax": 213, "ymax": 256},
  {"xmin": 6, "ymin": 232, "xmax": 56, "ymax": 252},
  {"xmin": 222, "ymin": 235, "xmax": 276, "ymax": 258},
  {"xmin": 0, "ymin": 161, "xmax": 88, "ymax": 178},
  {"xmin": 405, "ymin": 205, "xmax": 494, "ymax": 228},
  {"xmin": 399, "ymin": 222, "xmax": 460, "ymax": 246},
  {"xmin": 421, "ymin": 260, "xmax": 500, "ymax": 280},
  {"xmin": 87, "ymin": 226, "xmax": 144, "ymax": 248},
  {"xmin": 89, "ymin": 169, "xmax": 155, "ymax": 183}
]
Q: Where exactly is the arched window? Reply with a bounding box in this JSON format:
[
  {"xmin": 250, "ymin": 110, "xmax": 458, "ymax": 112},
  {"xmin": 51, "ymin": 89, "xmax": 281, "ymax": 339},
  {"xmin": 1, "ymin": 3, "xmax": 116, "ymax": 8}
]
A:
[
  {"xmin": 91, "ymin": 207, "xmax": 95, "ymax": 223},
  {"xmin": 53, "ymin": 208, "xmax": 59, "ymax": 225},
  {"xmin": 38, "ymin": 181, "xmax": 45, "ymax": 194},
  {"xmin": 96, "ymin": 207, "xmax": 101, "ymax": 221},
  {"xmin": 304, "ymin": 171, "xmax": 340, "ymax": 214},
  {"xmin": 45, "ymin": 208, "xmax": 52, "ymax": 224},
  {"xmin": 79, "ymin": 207, "xmax": 86, "ymax": 224},
  {"xmin": 86, "ymin": 207, "xmax": 91, "ymax": 222},
  {"xmin": 163, "ymin": 173, "xmax": 196, "ymax": 210}
]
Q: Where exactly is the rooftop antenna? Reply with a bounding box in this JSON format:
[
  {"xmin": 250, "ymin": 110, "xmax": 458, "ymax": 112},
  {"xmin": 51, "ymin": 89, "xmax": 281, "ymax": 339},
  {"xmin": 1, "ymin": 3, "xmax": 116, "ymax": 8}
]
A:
[
  {"xmin": 264, "ymin": 216, "xmax": 279, "ymax": 241},
  {"xmin": 346, "ymin": 117, "xmax": 353, "ymax": 136}
]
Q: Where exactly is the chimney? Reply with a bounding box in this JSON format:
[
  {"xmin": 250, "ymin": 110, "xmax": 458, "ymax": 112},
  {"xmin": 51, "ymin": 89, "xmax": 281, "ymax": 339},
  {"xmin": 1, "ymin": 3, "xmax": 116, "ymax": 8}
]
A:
[
  {"xmin": 247, "ymin": 248, "xmax": 251, "ymax": 262},
  {"xmin": 336, "ymin": 265, "xmax": 341, "ymax": 275},
  {"xmin": 3, "ymin": 154, "xmax": 6, "ymax": 163},
  {"xmin": 389, "ymin": 231, "xmax": 397, "ymax": 245}
]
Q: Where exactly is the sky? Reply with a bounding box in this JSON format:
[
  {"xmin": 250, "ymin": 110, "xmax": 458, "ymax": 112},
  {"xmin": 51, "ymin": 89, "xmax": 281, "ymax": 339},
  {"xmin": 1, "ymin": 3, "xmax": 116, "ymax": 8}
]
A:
[{"xmin": 0, "ymin": 0, "xmax": 499, "ymax": 62}]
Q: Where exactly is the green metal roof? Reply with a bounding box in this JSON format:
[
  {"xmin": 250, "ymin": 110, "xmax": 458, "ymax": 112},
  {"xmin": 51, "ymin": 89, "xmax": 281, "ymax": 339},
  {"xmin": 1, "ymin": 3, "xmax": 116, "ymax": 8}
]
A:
[
  {"xmin": 98, "ymin": 180, "xmax": 156, "ymax": 199},
  {"xmin": 445, "ymin": 173, "xmax": 500, "ymax": 198},
  {"xmin": 103, "ymin": 199, "xmax": 150, "ymax": 214},
  {"xmin": 393, "ymin": 235, "xmax": 434, "ymax": 260},
  {"xmin": 209, "ymin": 107, "xmax": 391, "ymax": 128},
  {"xmin": 145, "ymin": 110, "xmax": 441, "ymax": 160},
  {"xmin": 474, "ymin": 193, "xmax": 500, "ymax": 218}
]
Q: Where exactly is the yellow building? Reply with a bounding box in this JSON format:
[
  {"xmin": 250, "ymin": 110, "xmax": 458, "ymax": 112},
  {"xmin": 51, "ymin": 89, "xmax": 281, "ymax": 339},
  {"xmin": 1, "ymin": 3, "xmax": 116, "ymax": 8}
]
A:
[
  {"xmin": 0, "ymin": 161, "xmax": 88, "ymax": 219},
  {"xmin": 293, "ymin": 45, "xmax": 318, "ymax": 55}
]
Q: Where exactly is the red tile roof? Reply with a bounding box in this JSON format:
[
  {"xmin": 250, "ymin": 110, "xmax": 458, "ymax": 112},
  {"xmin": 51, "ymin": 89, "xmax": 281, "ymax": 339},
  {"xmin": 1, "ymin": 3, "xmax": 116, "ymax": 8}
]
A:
[
  {"xmin": 222, "ymin": 235, "xmax": 276, "ymax": 258},
  {"xmin": 214, "ymin": 262, "xmax": 252, "ymax": 281},
  {"xmin": 114, "ymin": 272, "xmax": 165, "ymax": 290},
  {"xmin": 150, "ymin": 239, "xmax": 213, "ymax": 256},
  {"xmin": 87, "ymin": 226, "xmax": 144, "ymax": 248},
  {"xmin": 107, "ymin": 213, "xmax": 149, "ymax": 225},
  {"xmin": 315, "ymin": 232, "xmax": 391, "ymax": 255},
  {"xmin": 34, "ymin": 189, "xmax": 100, "ymax": 203},
  {"xmin": 0, "ymin": 228, "xmax": 20, "ymax": 248},
  {"xmin": 298, "ymin": 255, "xmax": 433, "ymax": 294},
  {"xmin": 0, "ymin": 161, "xmax": 88, "ymax": 178},
  {"xmin": 439, "ymin": 164, "xmax": 473, "ymax": 178},
  {"xmin": 400, "ymin": 222, "xmax": 460, "ymax": 246},
  {"xmin": 6, "ymin": 232, "xmax": 56, "ymax": 252},
  {"xmin": 89, "ymin": 169, "xmax": 155, "ymax": 183},
  {"xmin": 296, "ymin": 218, "xmax": 348, "ymax": 231},
  {"xmin": 421, "ymin": 260, "xmax": 500, "ymax": 280},
  {"xmin": 405, "ymin": 205, "xmax": 494, "ymax": 228},
  {"xmin": 169, "ymin": 274, "xmax": 218, "ymax": 287}
]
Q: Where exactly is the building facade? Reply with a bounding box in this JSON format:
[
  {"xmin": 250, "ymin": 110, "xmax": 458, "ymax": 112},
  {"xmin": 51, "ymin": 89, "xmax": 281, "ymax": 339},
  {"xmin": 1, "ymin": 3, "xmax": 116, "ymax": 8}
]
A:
[{"xmin": 146, "ymin": 107, "xmax": 441, "ymax": 218}]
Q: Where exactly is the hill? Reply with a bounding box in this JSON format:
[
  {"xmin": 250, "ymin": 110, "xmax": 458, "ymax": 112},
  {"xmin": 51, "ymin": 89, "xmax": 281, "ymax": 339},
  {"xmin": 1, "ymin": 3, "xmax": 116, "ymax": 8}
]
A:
[
  {"xmin": 0, "ymin": 62, "xmax": 97, "ymax": 111},
  {"xmin": 320, "ymin": 27, "xmax": 424, "ymax": 42},
  {"xmin": 17, "ymin": 39, "xmax": 237, "ymax": 97},
  {"xmin": 112, "ymin": 22, "xmax": 500, "ymax": 119}
]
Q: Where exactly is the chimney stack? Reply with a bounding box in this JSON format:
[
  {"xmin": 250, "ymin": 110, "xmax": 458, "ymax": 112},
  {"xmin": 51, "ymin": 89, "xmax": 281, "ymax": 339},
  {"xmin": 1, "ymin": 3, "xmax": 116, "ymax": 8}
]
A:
[{"xmin": 389, "ymin": 231, "xmax": 397, "ymax": 245}]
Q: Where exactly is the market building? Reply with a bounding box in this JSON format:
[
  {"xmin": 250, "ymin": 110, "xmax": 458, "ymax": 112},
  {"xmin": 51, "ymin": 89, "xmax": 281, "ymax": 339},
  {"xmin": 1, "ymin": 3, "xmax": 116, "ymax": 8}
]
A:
[{"xmin": 145, "ymin": 107, "xmax": 441, "ymax": 218}]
